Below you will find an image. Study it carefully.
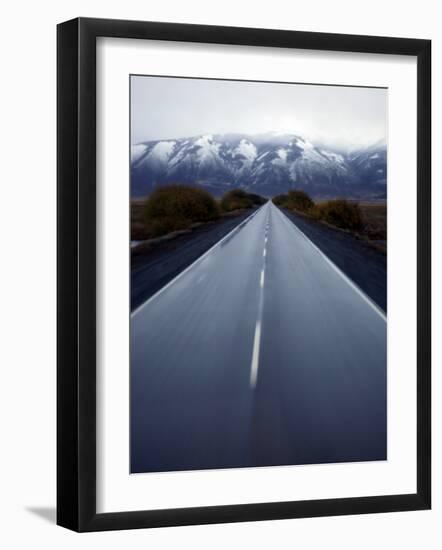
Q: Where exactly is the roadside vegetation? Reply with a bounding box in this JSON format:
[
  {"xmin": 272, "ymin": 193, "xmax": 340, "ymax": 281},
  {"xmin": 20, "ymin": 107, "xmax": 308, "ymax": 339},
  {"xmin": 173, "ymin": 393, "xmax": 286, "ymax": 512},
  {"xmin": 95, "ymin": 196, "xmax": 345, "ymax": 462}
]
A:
[
  {"xmin": 132, "ymin": 184, "xmax": 265, "ymax": 242},
  {"xmin": 311, "ymin": 199, "xmax": 362, "ymax": 231},
  {"xmin": 273, "ymin": 190, "xmax": 314, "ymax": 213},
  {"xmin": 272, "ymin": 190, "xmax": 361, "ymax": 230},
  {"xmin": 220, "ymin": 189, "xmax": 266, "ymax": 212},
  {"xmin": 358, "ymin": 202, "xmax": 387, "ymax": 242},
  {"xmin": 273, "ymin": 189, "xmax": 386, "ymax": 250},
  {"xmin": 143, "ymin": 185, "xmax": 219, "ymax": 237}
]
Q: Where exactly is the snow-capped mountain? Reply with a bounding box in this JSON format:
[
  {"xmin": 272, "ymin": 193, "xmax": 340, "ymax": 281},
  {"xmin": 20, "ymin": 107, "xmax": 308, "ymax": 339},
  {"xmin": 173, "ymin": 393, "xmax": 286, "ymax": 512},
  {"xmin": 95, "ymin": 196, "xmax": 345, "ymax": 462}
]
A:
[{"xmin": 131, "ymin": 133, "xmax": 387, "ymax": 199}]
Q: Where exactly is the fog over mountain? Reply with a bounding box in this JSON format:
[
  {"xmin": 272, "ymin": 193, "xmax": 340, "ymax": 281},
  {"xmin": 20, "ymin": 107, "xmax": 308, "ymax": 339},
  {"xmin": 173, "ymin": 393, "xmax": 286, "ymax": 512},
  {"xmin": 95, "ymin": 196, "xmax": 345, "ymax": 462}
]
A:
[
  {"xmin": 131, "ymin": 76, "xmax": 387, "ymax": 152},
  {"xmin": 131, "ymin": 132, "xmax": 387, "ymax": 200}
]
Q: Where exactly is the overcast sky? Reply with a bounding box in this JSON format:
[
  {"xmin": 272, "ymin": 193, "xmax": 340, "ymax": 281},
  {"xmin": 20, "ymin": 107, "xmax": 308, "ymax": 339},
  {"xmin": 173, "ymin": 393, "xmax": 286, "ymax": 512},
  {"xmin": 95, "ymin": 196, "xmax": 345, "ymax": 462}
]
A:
[{"xmin": 131, "ymin": 75, "xmax": 387, "ymax": 151}]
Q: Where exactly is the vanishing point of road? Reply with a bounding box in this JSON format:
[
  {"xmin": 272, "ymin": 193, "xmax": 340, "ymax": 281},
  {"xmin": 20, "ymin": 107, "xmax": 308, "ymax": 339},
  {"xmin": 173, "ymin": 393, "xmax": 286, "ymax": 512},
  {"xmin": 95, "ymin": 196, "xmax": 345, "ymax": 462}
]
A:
[{"xmin": 131, "ymin": 201, "xmax": 387, "ymax": 473}]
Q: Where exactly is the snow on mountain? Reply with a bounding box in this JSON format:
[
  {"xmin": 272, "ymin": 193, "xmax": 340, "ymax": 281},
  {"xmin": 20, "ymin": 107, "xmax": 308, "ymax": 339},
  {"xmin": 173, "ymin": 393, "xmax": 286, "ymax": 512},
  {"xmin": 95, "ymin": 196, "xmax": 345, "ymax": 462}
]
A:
[
  {"xmin": 194, "ymin": 135, "xmax": 219, "ymax": 162},
  {"xmin": 131, "ymin": 133, "xmax": 387, "ymax": 199},
  {"xmin": 131, "ymin": 144, "xmax": 148, "ymax": 163},
  {"xmin": 236, "ymin": 139, "xmax": 257, "ymax": 162}
]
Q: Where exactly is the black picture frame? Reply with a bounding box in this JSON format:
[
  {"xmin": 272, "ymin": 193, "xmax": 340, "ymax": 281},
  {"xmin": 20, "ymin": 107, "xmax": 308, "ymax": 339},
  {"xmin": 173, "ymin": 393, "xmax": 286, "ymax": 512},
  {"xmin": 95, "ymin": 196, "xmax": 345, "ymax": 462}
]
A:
[{"xmin": 57, "ymin": 17, "xmax": 431, "ymax": 532}]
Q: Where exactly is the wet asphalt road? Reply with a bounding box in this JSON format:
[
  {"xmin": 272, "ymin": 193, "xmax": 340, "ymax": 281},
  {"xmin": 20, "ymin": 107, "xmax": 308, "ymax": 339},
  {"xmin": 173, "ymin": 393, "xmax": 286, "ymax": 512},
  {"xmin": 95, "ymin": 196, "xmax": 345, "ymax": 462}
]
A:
[
  {"xmin": 131, "ymin": 202, "xmax": 386, "ymax": 473},
  {"xmin": 131, "ymin": 209, "xmax": 259, "ymax": 311},
  {"xmin": 280, "ymin": 207, "xmax": 387, "ymax": 312}
]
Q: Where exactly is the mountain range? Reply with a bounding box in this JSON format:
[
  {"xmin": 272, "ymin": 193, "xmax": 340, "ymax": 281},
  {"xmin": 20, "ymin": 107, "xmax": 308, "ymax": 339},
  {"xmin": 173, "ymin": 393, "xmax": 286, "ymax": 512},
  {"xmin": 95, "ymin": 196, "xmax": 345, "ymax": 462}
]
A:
[{"xmin": 131, "ymin": 132, "xmax": 387, "ymax": 199}]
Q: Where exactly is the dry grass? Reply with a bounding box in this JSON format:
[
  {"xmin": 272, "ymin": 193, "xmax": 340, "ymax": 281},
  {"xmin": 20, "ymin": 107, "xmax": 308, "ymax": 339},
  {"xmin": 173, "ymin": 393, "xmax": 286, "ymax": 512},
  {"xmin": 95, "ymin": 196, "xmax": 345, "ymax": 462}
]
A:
[
  {"xmin": 275, "ymin": 194, "xmax": 387, "ymax": 253},
  {"xmin": 131, "ymin": 199, "xmax": 151, "ymax": 240},
  {"xmin": 312, "ymin": 199, "xmax": 363, "ymax": 231},
  {"xmin": 318, "ymin": 200, "xmax": 387, "ymax": 252},
  {"xmin": 359, "ymin": 202, "xmax": 387, "ymax": 244}
]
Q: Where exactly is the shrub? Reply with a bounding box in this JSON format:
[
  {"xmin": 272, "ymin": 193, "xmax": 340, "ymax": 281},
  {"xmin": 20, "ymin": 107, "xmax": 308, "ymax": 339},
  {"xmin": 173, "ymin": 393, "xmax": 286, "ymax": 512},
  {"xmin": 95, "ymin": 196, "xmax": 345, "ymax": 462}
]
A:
[
  {"xmin": 286, "ymin": 190, "xmax": 314, "ymax": 213},
  {"xmin": 308, "ymin": 204, "xmax": 323, "ymax": 220},
  {"xmin": 272, "ymin": 194, "xmax": 289, "ymax": 207},
  {"xmin": 247, "ymin": 193, "xmax": 266, "ymax": 206},
  {"xmin": 143, "ymin": 184, "xmax": 219, "ymax": 237},
  {"xmin": 317, "ymin": 199, "xmax": 362, "ymax": 230},
  {"xmin": 147, "ymin": 216, "xmax": 190, "ymax": 237},
  {"xmin": 220, "ymin": 189, "xmax": 254, "ymax": 212}
]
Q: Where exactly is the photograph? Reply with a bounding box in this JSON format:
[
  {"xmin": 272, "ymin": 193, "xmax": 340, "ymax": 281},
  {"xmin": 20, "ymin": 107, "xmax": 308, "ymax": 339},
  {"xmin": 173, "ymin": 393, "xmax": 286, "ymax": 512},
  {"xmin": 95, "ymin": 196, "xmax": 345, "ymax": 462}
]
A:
[{"xmin": 129, "ymin": 75, "xmax": 388, "ymax": 474}]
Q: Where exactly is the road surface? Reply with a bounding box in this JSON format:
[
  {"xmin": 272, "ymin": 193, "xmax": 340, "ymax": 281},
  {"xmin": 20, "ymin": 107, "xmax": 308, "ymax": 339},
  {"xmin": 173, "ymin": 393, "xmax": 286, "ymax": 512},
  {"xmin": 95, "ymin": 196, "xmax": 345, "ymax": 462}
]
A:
[
  {"xmin": 281, "ymin": 207, "xmax": 387, "ymax": 311},
  {"xmin": 131, "ymin": 208, "xmax": 260, "ymax": 311},
  {"xmin": 131, "ymin": 201, "xmax": 386, "ymax": 473}
]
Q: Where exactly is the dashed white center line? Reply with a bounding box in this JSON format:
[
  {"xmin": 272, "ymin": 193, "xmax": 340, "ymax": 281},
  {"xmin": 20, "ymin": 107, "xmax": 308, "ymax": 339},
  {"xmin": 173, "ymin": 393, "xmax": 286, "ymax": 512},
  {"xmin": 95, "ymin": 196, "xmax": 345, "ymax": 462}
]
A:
[
  {"xmin": 250, "ymin": 320, "xmax": 262, "ymax": 388},
  {"xmin": 260, "ymin": 269, "xmax": 265, "ymax": 287},
  {"xmin": 250, "ymin": 214, "xmax": 270, "ymax": 389}
]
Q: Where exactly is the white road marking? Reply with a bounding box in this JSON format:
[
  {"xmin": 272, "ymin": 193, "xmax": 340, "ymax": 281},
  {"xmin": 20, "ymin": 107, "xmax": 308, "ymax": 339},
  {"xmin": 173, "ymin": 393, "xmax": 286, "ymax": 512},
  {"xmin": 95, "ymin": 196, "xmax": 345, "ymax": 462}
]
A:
[
  {"xmin": 132, "ymin": 204, "xmax": 266, "ymax": 318},
  {"xmin": 250, "ymin": 216, "xmax": 269, "ymax": 389},
  {"xmin": 273, "ymin": 203, "xmax": 387, "ymax": 322},
  {"xmin": 250, "ymin": 320, "xmax": 262, "ymax": 388}
]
